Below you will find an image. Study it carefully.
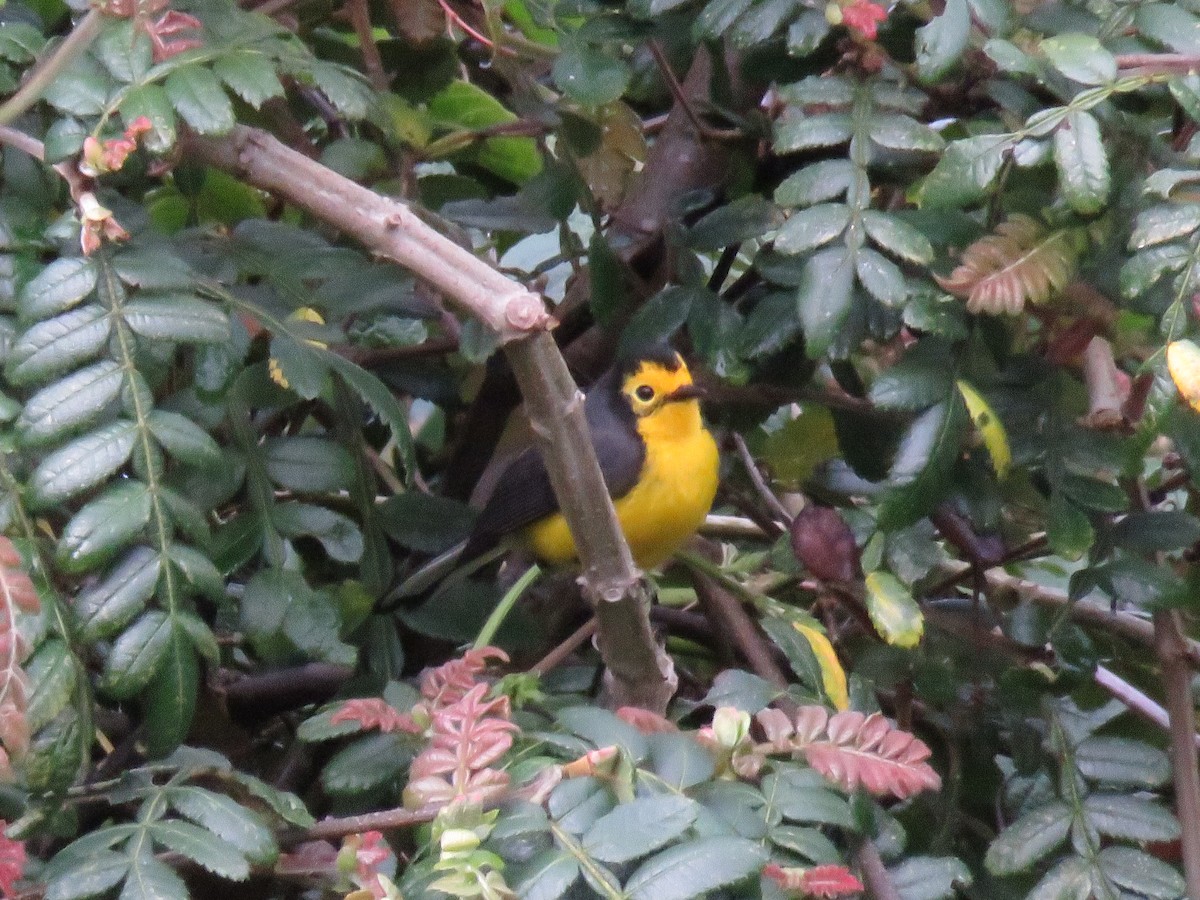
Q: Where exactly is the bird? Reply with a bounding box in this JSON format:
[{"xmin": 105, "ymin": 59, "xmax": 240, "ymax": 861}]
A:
[{"xmin": 392, "ymin": 346, "xmax": 719, "ymax": 599}]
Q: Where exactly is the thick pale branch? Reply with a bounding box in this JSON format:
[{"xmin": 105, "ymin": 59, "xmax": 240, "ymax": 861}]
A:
[
  {"xmin": 182, "ymin": 126, "xmax": 548, "ymax": 343},
  {"xmin": 1154, "ymin": 610, "xmax": 1200, "ymax": 897},
  {"xmin": 182, "ymin": 125, "xmax": 675, "ymax": 710}
]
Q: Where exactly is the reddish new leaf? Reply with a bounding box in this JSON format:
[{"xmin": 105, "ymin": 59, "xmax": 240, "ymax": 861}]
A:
[
  {"xmin": 331, "ymin": 698, "xmax": 411, "ymax": 733},
  {"xmin": 0, "ymin": 822, "xmax": 25, "ymax": 897},
  {"xmin": 764, "ymin": 863, "xmax": 863, "ymax": 897}
]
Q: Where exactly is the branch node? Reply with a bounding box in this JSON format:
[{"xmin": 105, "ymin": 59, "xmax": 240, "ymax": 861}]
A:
[{"xmin": 503, "ymin": 292, "xmax": 550, "ymax": 332}]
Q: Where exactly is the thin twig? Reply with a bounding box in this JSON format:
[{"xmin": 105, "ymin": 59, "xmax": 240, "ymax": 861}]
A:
[
  {"xmin": 343, "ymin": 0, "xmax": 388, "ymax": 91},
  {"xmin": 0, "ymin": 9, "xmax": 103, "ymax": 126},
  {"xmin": 688, "ymin": 567, "xmax": 789, "ymax": 688},
  {"xmin": 854, "ymin": 839, "xmax": 901, "ymax": 900},
  {"xmin": 1092, "ymin": 664, "xmax": 1200, "ymax": 749},
  {"xmin": 1116, "ymin": 53, "xmax": 1200, "ymax": 72},
  {"xmin": 731, "ymin": 432, "xmax": 792, "ymax": 528},
  {"xmin": 528, "ymin": 617, "xmax": 597, "ymax": 676}
]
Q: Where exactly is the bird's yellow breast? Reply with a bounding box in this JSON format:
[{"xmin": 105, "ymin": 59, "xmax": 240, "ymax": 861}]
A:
[{"xmin": 524, "ymin": 399, "xmax": 719, "ymax": 569}]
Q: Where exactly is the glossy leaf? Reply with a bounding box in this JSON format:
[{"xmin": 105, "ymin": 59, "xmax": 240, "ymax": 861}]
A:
[
  {"xmin": 100, "ymin": 609, "xmax": 172, "ymax": 700},
  {"xmin": 582, "ymin": 795, "xmax": 697, "ymax": 863},
  {"xmin": 864, "ymin": 571, "xmax": 924, "ymax": 648},
  {"xmin": 166, "ymin": 786, "xmax": 276, "ymax": 864},
  {"xmin": 147, "ymin": 410, "xmax": 221, "ymax": 468},
  {"xmin": 797, "ymin": 246, "xmax": 855, "ymax": 357},
  {"xmin": 20, "ymin": 257, "xmax": 97, "ymax": 320},
  {"xmin": 121, "ymin": 296, "xmax": 230, "ymax": 343},
  {"xmin": 624, "ymin": 837, "xmax": 768, "ymax": 900},
  {"xmin": 1053, "ymin": 110, "xmax": 1109, "ymax": 214},
  {"xmin": 76, "ymin": 547, "xmax": 161, "ymax": 641},
  {"xmin": 916, "ymin": 0, "xmax": 969, "ymax": 82},
  {"xmin": 31, "ymin": 420, "xmax": 138, "ymax": 507},
  {"xmin": 985, "ymin": 800, "xmax": 1072, "ymax": 874},
  {"xmin": 6, "ymin": 305, "xmax": 111, "ymax": 386},
  {"xmin": 17, "ymin": 359, "xmax": 123, "ymax": 446},
  {"xmin": 56, "ymin": 481, "xmax": 152, "ymax": 572},
  {"xmin": 165, "ymin": 64, "xmax": 235, "ymax": 134},
  {"xmin": 1041, "ymin": 34, "xmax": 1117, "ymax": 85}
]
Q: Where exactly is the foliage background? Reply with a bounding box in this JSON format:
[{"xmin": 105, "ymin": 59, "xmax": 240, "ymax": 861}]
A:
[{"xmin": 0, "ymin": 0, "xmax": 1197, "ymax": 894}]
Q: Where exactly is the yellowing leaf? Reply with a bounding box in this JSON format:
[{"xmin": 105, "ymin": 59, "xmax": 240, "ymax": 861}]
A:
[
  {"xmin": 794, "ymin": 622, "xmax": 848, "ymax": 710},
  {"xmin": 864, "ymin": 571, "xmax": 924, "ymax": 648},
  {"xmin": 956, "ymin": 380, "xmax": 1011, "ymax": 478},
  {"xmin": 269, "ymin": 308, "xmax": 327, "ymax": 390},
  {"xmin": 1167, "ymin": 339, "xmax": 1200, "ymax": 412}
]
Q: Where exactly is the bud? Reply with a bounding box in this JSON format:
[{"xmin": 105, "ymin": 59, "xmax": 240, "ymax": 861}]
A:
[
  {"xmin": 710, "ymin": 707, "xmax": 751, "ymax": 748},
  {"xmin": 791, "ymin": 505, "xmax": 861, "ymax": 583}
]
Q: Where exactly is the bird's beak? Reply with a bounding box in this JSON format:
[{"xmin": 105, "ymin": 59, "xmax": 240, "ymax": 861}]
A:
[{"xmin": 664, "ymin": 384, "xmax": 706, "ymax": 403}]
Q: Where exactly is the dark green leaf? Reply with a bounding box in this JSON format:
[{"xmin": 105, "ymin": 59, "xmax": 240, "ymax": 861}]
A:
[
  {"xmin": 76, "ymin": 547, "xmax": 161, "ymax": 641},
  {"xmin": 44, "ymin": 850, "xmax": 129, "ymax": 900},
  {"xmin": 147, "ymin": 410, "xmax": 221, "ymax": 467},
  {"xmin": 1041, "ymin": 34, "xmax": 1117, "ymax": 84},
  {"xmin": 1097, "ymin": 846, "xmax": 1186, "ymax": 899},
  {"xmin": 57, "ymin": 480, "xmax": 152, "ymax": 572},
  {"xmin": 552, "ymin": 43, "xmax": 630, "ymax": 107},
  {"xmin": 214, "ymin": 51, "xmax": 284, "ymax": 109},
  {"xmin": 122, "ymin": 296, "xmax": 230, "ymax": 343},
  {"xmin": 761, "ymin": 767, "xmax": 856, "ymax": 827},
  {"xmin": 869, "ymin": 342, "xmax": 954, "ymax": 410},
  {"xmin": 101, "ymin": 609, "xmax": 172, "ymax": 700},
  {"xmin": 94, "ymin": 19, "xmax": 152, "ymax": 82},
  {"xmin": 775, "ymin": 203, "xmax": 850, "ymax": 255},
  {"xmin": 686, "ymin": 196, "xmax": 783, "ymax": 251},
  {"xmin": 774, "ymin": 112, "xmax": 853, "ymax": 153},
  {"xmin": 0, "ymin": 23, "xmax": 45, "ymax": 63},
  {"xmin": 120, "ymin": 850, "xmax": 188, "ymax": 900},
  {"xmin": 878, "ymin": 398, "xmax": 967, "ymax": 530},
  {"xmin": 379, "ymin": 492, "xmax": 474, "ymax": 553},
  {"xmin": 1112, "ymin": 510, "xmax": 1200, "ymax": 552},
  {"xmin": 31, "ymin": 419, "xmax": 138, "ymax": 507},
  {"xmin": 309, "ymin": 61, "xmax": 373, "ymax": 119},
  {"xmin": 916, "ymin": 0, "xmax": 969, "ymax": 82},
  {"xmin": 143, "ymin": 625, "xmax": 198, "ymax": 757},
  {"xmin": 511, "ymin": 850, "xmax": 579, "ymax": 900},
  {"xmin": 919, "ymin": 135, "xmax": 1011, "ymax": 208},
  {"xmin": 1129, "ymin": 204, "xmax": 1200, "ymax": 249},
  {"xmin": 25, "ymin": 638, "xmax": 78, "ymax": 733},
  {"xmin": 166, "ymin": 786, "xmax": 277, "ymax": 863},
  {"xmin": 618, "ymin": 285, "xmax": 698, "ymax": 355},
  {"xmin": 1138, "ymin": 4, "xmax": 1200, "ymax": 53},
  {"xmin": 624, "ymin": 836, "xmax": 767, "ymax": 900},
  {"xmin": 856, "ymin": 247, "xmax": 908, "ymax": 307},
  {"xmin": 557, "ymin": 706, "xmax": 648, "ymax": 761},
  {"xmin": 1083, "ymin": 794, "xmax": 1180, "ymax": 842},
  {"xmin": 862, "ymin": 211, "xmax": 934, "ymax": 265},
  {"xmin": 43, "ymin": 56, "xmax": 111, "ymax": 116},
  {"xmin": 869, "ymin": 114, "xmax": 945, "ymax": 153},
  {"xmin": 20, "ymin": 257, "xmax": 97, "ymax": 320},
  {"xmin": 150, "ymin": 820, "xmax": 247, "ymax": 880},
  {"xmin": 231, "ymin": 772, "xmax": 315, "ymax": 827},
  {"xmin": 797, "ymin": 246, "xmax": 855, "ymax": 358},
  {"xmin": 768, "ymin": 826, "xmax": 841, "ymax": 864},
  {"xmin": 701, "ymin": 668, "xmax": 781, "ymax": 712},
  {"xmin": 165, "ymin": 64, "xmax": 235, "ymax": 134},
  {"xmin": 121, "ymin": 84, "xmax": 176, "ymax": 154},
  {"xmin": 1053, "ymin": 110, "xmax": 1109, "ymax": 215},
  {"xmin": 759, "ymin": 615, "xmax": 823, "ymax": 695},
  {"xmin": 7, "ymin": 305, "xmax": 111, "ymax": 386},
  {"xmin": 264, "ymin": 436, "xmax": 354, "ymax": 492},
  {"xmin": 321, "ymin": 352, "xmax": 416, "ymax": 483},
  {"xmin": 984, "ymin": 800, "xmax": 1071, "ymax": 874},
  {"xmin": 17, "ymin": 359, "xmax": 123, "ymax": 446},
  {"xmin": 647, "ymin": 732, "xmax": 717, "ymax": 790},
  {"xmin": 775, "ymin": 159, "xmax": 855, "ymax": 207},
  {"xmin": 1075, "ymin": 737, "xmax": 1170, "ymax": 788},
  {"xmin": 273, "ymin": 502, "xmax": 363, "ymax": 562},
  {"xmin": 1047, "ymin": 493, "xmax": 1093, "ymax": 561},
  {"xmin": 582, "ymin": 795, "xmax": 697, "ymax": 863},
  {"xmin": 320, "ymin": 733, "xmax": 411, "ymax": 794},
  {"xmin": 889, "ymin": 856, "xmax": 973, "ymax": 900}
]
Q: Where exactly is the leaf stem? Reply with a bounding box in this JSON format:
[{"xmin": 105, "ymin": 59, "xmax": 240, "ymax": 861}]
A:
[{"xmin": 473, "ymin": 564, "xmax": 540, "ymax": 650}]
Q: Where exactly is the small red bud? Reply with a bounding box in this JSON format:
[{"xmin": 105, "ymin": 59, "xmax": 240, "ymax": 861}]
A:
[{"xmin": 791, "ymin": 506, "xmax": 861, "ymax": 583}]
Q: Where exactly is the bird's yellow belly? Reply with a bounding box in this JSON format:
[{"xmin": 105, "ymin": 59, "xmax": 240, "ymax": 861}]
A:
[{"xmin": 524, "ymin": 428, "xmax": 719, "ymax": 569}]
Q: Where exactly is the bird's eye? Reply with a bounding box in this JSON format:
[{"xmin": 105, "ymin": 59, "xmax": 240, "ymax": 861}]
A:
[{"xmin": 635, "ymin": 385, "xmax": 655, "ymax": 402}]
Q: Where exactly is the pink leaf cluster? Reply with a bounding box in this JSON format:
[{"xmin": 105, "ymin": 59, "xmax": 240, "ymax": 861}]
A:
[
  {"xmin": 764, "ymin": 863, "xmax": 863, "ymax": 897},
  {"xmin": 331, "ymin": 698, "xmax": 412, "ymax": 734},
  {"xmin": 80, "ymin": 117, "xmax": 153, "ymax": 177},
  {"xmin": 840, "ymin": 0, "xmax": 888, "ymax": 38},
  {"xmin": 0, "ymin": 822, "xmax": 24, "ymax": 897},
  {"xmin": 0, "ymin": 539, "xmax": 38, "ymax": 779},
  {"xmin": 758, "ymin": 706, "xmax": 941, "ymax": 799}
]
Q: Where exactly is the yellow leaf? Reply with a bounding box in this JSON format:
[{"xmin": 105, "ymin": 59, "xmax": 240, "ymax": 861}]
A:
[
  {"xmin": 269, "ymin": 308, "xmax": 327, "ymax": 390},
  {"xmin": 794, "ymin": 622, "xmax": 849, "ymax": 710},
  {"xmin": 1167, "ymin": 340, "xmax": 1200, "ymax": 412},
  {"xmin": 956, "ymin": 380, "xmax": 1011, "ymax": 478},
  {"xmin": 864, "ymin": 571, "xmax": 924, "ymax": 648}
]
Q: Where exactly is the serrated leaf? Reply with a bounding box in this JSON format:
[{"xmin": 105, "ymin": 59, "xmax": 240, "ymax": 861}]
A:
[
  {"xmin": 798, "ymin": 246, "xmax": 855, "ymax": 358},
  {"xmin": 985, "ymin": 800, "xmax": 1072, "ymax": 874},
  {"xmin": 101, "ymin": 609, "xmax": 172, "ymax": 700},
  {"xmin": 1082, "ymin": 794, "xmax": 1180, "ymax": 842},
  {"xmin": 1048, "ymin": 492, "xmax": 1093, "ymax": 560},
  {"xmin": 309, "ymin": 60, "xmax": 373, "ymax": 119},
  {"xmin": 1112, "ymin": 510, "xmax": 1200, "ymax": 552},
  {"xmin": 1097, "ymin": 846, "xmax": 1185, "ymax": 899},
  {"xmin": 264, "ymin": 436, "xmax": 354, "ymax": 492},
  {"xmin": 1121, "ymin": 245, "xmax": 1190, "ymax": 298},
  {"xmin": 919, "ymin": 134, "xmax": 1011, "ymax": 208},
  {"xmin": 1129, "ymin": 204, "xmax": 1200, "ymax": 249},
  {"xmin": 624, "ymin": 836, "xmax": 768, "ymax": 900},
  {"xmin": 76, "ymin": 547, "xmax": 161, "ymax": 641},
  {"xmin": 862, "ymin": 211, "xmax": 934, "ymax": 265},
  {"xmin": 1041, "ymin": 34, "xmax": 1117, "ymax": 84},
  {"xmin": 1075, "ymin": 737, "xmax": 1170, "ymax": 788},
  {"xmin": 701, "ymin": 669, "xmax": 781, "ymax": 712},
  {"xmin": 31, "ymin": 420, "xmax": 138, "ymax": 507},
  {"xmin": 44, "ymin": 851, "xmax": 130, "ymax": 900},
  {"xmin": 143, "ymin": 625, "xmax": 198, "ymax": 757},
  {"xmin": 166, "ymin": 786, "xmax": 276, "ymax": 863},
  {"xmin": 44, "ymin": 56, "xmax": 111, "ymax": 116},
  {"xmin": 856, "ymin": 247, "xmax": 907, "ymax": 307},
  {"xmin": 121, "ymin": 296, "xmax": 229, "ymax": 343},
  {"xmin": 20, "ymin": 257, "xmax": 97, "ymax": 320},
  {"xmin": 94, "ymin": 19, "xmax": 152, "ymax": 83},
  {"xmin": 147, "ymin": 410, "xmax": 220, "ymax": 467},
  {"xmin": 888, "ymin": 855, "xmax": 973, "ymax": 900},
  {"xmin": 121, "ymin": 84, "xmax": 176, "ymax": 154},
  {"xmin": 774, "ymin": 112, "xmax": 853, "ymax": 153},
  {"xmin": 775, "ymin": 159, "xmax": 856, "ymax": 206},
  {"xmin": 165, "ymin": 544, "xmax": 223, "ymax": 603},
  {"xmin": 775, "ymin": 203, "xmax": 850, "ymax": 254},
  {"xmin": 869, "ymin": 114, "xmax": 945, "ymax": 152},
  {"xmin": 273, "ymin": 502, "xmax": 363, "ymax": 562},
  {"xmin": 582, "ymin": 795, "xmax": 697, "ymax": 863},
  {"xmin": 512, "ymin": 850, "xmax": 579, "ymax": 900},
  {"xmin": 165, "ymin": 64, "xmax": 235, "ymax": 134},
  {"xmin": 320, "ymin": 732, "xmax": 411, "ymax": 794},
  {"xmin": 916, "ymin": 0, "xmax": 969, "ymax": 82},
  {"xmin": 150, "ymin": 819, "xmax": 247, "ymax": 880},
  {"xmin": 25, "ymin": 638, "xmax": 78, "ymax": 733},
  {"xmin": 6, "ymin": 305, "xmax": 111, "ymax": 385},
  {"xmin": 1053, "ymin": 110, "xmax": 1109, "ymax": 215},
  {"xmin": 57, "ymin": 480, "xmax": 152, "ymax": 572},
  {"xmin": 232, "ymin": 772, "xmax": 315, "ymax": 827},
  {"xmin": 686, "ymin": 196, "xmax": 783, "ymax": 251},
  {"xmin": 17, "ymin": 359, "xmax": 123, "ymax": 446},
  {"xmin": 214, "ymin": 51, "xmax": 284, "ymax": 109},
  {"xmin": 864, "ymin": 571, "xmax": 924, "ymax": 647},
  {"xmin": 120, "ymin": 850, "xmax": 188, "ymax": 900}
]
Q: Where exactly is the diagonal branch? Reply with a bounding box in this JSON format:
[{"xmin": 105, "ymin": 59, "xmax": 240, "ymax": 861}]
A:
[{"xmin": 181, "ymin": 125, "xmax": 675, "ymax": 710}]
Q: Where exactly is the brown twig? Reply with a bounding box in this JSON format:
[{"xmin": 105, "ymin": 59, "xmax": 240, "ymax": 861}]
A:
[
  {"xmin": 731, "ymin": 432, "xmax": 792, "ymax": 528},
  {"xmin": 343, "ymin": 0, "xmax": 388, "ymax": 91},
  {"xmin": 1093, "ymin": 663, "xmax": 1200, "ymax": 749},
  {"xmin": 688, "ymin": 566, "xmax": 789, "ymax": 688},
  {"xmin": 1116, "ymin": 53, "xmax": 1200, "ymax": 72},
  {"xmin": 528, "ymin": 617, "xmax": 597, "ymax": 677},
  {"xmin": 855, "ymin": 839, "xmax": 901, "ymax": 900},
  {"xmin": 1154, "ymin": 610, "xmax": 1200, "ymax": 896}
]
